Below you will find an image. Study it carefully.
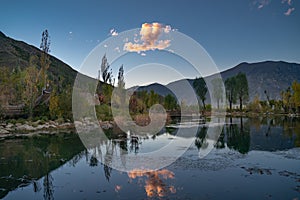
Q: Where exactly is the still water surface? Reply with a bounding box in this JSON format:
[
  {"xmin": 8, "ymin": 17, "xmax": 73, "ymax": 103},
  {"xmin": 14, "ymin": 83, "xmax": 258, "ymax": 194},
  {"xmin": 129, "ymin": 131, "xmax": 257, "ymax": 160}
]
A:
[{"xmin": 1, "ymin": 117, "xmax": 300, "ymax": 199}]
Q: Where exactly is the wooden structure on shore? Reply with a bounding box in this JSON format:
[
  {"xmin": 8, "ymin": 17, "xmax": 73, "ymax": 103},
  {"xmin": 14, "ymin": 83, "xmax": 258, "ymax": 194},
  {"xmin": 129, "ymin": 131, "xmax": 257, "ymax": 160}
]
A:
[{"xmin": 1, "ymin": 89, "xmax": 51, "ymax": 118}]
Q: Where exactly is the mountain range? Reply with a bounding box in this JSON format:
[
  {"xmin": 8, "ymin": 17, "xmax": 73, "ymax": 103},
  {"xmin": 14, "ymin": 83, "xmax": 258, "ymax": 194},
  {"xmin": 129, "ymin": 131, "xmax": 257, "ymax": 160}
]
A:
[
  {"xmin": 1, "ymin": 31, "xmax": 300, "ymax": 106},
  {"xmin": 131, "ymin": 61, "xmax": 300, "ymax": 104}
]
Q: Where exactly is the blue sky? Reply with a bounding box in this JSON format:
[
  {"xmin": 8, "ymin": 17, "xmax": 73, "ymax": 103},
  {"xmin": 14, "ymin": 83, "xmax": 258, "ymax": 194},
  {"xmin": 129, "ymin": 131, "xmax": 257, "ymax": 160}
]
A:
[{"xmin": 1, "ymin": 0, "xmax": 299, "ymax": 87}]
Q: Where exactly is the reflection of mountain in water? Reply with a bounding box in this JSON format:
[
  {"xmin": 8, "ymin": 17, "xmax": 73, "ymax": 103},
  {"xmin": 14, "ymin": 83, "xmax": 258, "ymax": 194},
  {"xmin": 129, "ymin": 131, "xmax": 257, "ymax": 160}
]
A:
[{"xmin": 0, "ymin": 133, "xmax": 85, "ymax": 199}]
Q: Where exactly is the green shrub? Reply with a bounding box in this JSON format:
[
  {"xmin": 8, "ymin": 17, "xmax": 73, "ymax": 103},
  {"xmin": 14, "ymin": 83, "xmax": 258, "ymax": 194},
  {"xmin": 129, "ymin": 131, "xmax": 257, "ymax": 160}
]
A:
[
  {"xmin": 8, "ymin": 119, "xmax": 17, "ymax": 124},
  {"xmin": 95, "ymin": 104, "xmax": 113, "ymax": 121},
  {"xmin": 56, "ymin": 117, "xmax": 65, "ymax": 124},
  {"xmin": 205, "ymin": 104, "xmax": 212, "ymax": 111},
  {"xmin": 16, "ymin": 118, "xmax": 26, "ymax": 124},
  {"xmin": 41, "ymin": 116, "xmax": 48, "ymax": 121}
]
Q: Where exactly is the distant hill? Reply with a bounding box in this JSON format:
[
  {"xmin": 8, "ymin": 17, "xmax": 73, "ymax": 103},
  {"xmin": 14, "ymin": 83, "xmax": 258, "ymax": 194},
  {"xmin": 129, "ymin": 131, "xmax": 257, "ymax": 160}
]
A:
[
  {"xmin": 0, "ymin": 31, "xmax": 81, "ymax": 117},
  {"xmin": 1, "ymin": 30, "xmax": 299, "ymax": 108},
  {"xmin": 131, "ymin": 61, "xmax": 300, "ymax": 104},
  {"xmin": 220, "ymin": 61, "xmax": 300, "ymax": 100},
  {"xmin": 128, "ymin": 83, "xmax": 174, "ymax": 96},
  {"xmin": 0, "ymin": 31, "xmax": 77, "ymax": 86}
]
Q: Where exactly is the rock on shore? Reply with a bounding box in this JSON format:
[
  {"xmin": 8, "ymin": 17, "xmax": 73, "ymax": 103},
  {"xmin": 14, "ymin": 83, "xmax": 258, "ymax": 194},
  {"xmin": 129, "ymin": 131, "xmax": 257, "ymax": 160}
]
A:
[{"xmin": 0, "ymin": 120, "xmax": 74, "ymax": 136}]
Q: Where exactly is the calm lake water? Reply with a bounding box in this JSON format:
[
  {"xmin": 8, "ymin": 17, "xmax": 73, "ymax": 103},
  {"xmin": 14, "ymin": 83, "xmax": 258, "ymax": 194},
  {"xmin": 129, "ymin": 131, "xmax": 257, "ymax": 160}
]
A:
[{"xmin": 1, "ymin": 117, "xmax": 300, "ymax": 199}]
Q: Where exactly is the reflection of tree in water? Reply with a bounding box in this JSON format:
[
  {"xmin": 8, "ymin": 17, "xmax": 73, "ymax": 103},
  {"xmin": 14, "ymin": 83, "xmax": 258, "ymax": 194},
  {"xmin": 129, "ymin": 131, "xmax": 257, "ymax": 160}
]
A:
[
  {"xmin": 118, "ymin": 140, "xmax": 128, "ymax": 151},
  {"xmin": 128, "ymin": 169, "xmax": 176, "ymax": 197},
  {"xmin": 193, "ymin": 118, "xmax": 251, "ymax": 153},
  {"xmin": 195, "ymin": 126, "xmax": 208, "ymax": 150},
  {"xmin": 89, "ymin": 147, "xmax": 99, "ymax": 167},
  {"xmin": 215, "ymin": 131, "xmax": 225, "ymax": 149},
  {"xmin": 43, "ymin": 173, "xmax": 54, "ymax": 200},
  {"xmin": 227, "ymin": 117, "xmax": 250, "ymax": 154},
  {"xmin": 84, "ymin": 130, "xmax": 132, "ymax": 182},
  {"xmin": 43, "ymin": 151, "xmax": 54, "ymax": 200},
  {"xmin": 165, "ymin": 127, "xmax": 177, "ymax": 136},
  {"xmin": 90, "ymin": 155, "xmax": 98, "ymax": 167},
  {"xmin": 83, "ymin": 145, "xmax": 112, "ymax": 182},
  {"xmin": 293, "ymin": 121, "xmax": 300, "ymax": 147},
  {"xmin": 129, "ymin": 136, "xmax": 140, "ymax": 154},
  {"xmin": 250, "ymin": 116, "xmax": 263, "ymax": 131},
  {"xmin": 33, "ymin": 180, "xmax": 41, "ymax": 193},
  {"xmin": 104, "ymin": 140, "xmax": 114, "ymax": 182},
  {"xmin": 69, "ymin": 150, "xmax": 86, "ymax": 167},
  {"xmin": 264, "ymin": 118, "xmax": 275, "ymax": 137},
  {"xmin": 283, "ymin": 117, "xmax": 300, "ymax": 147},
  {"xmin": 0, "ymin": 133, "xmax": 85, "ymax": 199},
  {"xmin": 104, "ymin": 163, "xmax": 112, "ymax": 182}
]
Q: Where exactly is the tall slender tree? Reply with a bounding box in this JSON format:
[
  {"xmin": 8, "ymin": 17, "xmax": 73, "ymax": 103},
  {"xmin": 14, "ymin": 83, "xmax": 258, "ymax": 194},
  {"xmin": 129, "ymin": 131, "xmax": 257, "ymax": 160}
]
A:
[
  {"xmin": 40, "ymin": 29, "xmax": 51, "ymax": 91},
  {"xmin": 100, "ymin": 54, "xmax": 115, "ymax": 104},
  {"xmin": 100, "ymin": 54, "xmax": 113, "ymax": 84},
  {"xmin": 292, "ymin": 81, "xmax": 300, "ymax": 113},
  {"xmin": 193, "ymin": 77, "xmax": 207, "ymax": 110},
  {"xmin": 225, "ymin": 76, "xmax": 237, "ymax": 112},
  {"xmin": 235, "ymin": 73, "xmax": 249, "ymax": 111},
  {"xmin": 24, "ymin": 55, "xmax": 40, "ymax": 119},
  {"xmin": 281, "ymin": 87, "xmax": 292, "ymax": 113},
  {"xmin": 117, "ymin": 64, "xmax": 125, "ymax": 89},
  {"xmin": 116, "ymin": 65, "xmax": 125, "ymax": 108},
  {"xmin": 148, "ymin": 90, "xmax": 159, "ymax": 107},
  {"xmin": 211, "ymin": 78, "xmax": 223, "ymax": 109},
  {"xmin": 164, "ymin": 94, "xmax": 178, "ymax": 111}
]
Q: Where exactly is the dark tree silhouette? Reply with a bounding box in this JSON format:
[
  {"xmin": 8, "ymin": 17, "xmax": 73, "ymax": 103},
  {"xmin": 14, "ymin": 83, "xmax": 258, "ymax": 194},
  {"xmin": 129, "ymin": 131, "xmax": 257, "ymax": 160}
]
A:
[
  {"xmin": 117, "ymin": 64, "xmax": 125, "ymax": 89},
  {"xmin": 194, "ymin": 126, "xmax": 208, "ymax": 150},
  {"xmin": 40, "ymin": 29, "xmax": 51, "ymax": 90},
  {"xmin": 116, "ymin": 64, "xmax": 126, "ymax": 108},
  {"xmin": 164, "ymin": 94, "xmax": 178, "ymax": 111},
  {"xmin": 225, "ymin": 76, "xmax": 237, "ymax": 112},
  {"xmin": 43, "ymin": 173, "xmax": 54, "ymax": 200},
  {"xmin": 235, "ymin": 73, "xmax": 249, "ymax": 111},
  {"xmin": 90, "ymin": 155, "xmax": 98, "ymax": 167},
  {"xmin": 226, "ymin": 117, "xmax": 250, "ymax": 154},
  {"xmin": 100, "ymin": 54, "xmax": 113, "ymax": 84},
  {"xmin": 104, "ymin": 164, "xmax": 112, "ymax": 182},
  {"xmin": 33, "ymin": 181, "xmax": 41, "ymax": 193},
  {"xmin": 193, "ymin": 77, "xmax": 207, "ymax": 110},
  {"xmin": 211, "ymin": 78, "xmax": 223, "ymax": 109},
  {"xmin": 215, "ymin": 131, "xmax": 225, "ymax": 149}
]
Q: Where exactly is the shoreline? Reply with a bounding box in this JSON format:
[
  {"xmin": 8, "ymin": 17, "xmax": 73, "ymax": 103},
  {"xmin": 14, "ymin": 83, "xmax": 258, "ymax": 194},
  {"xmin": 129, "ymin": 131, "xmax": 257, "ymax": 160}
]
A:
[
  {"xmin": 0, "ymin": 119, "xmax": 119, "ymax": 139},
  {"xmin": 0, "ymin": 120, "xmax": 75, "ymax": 139},
  {"xmin": 0, "ymin": 112, "xmax": 299, "ymax": 139}
]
